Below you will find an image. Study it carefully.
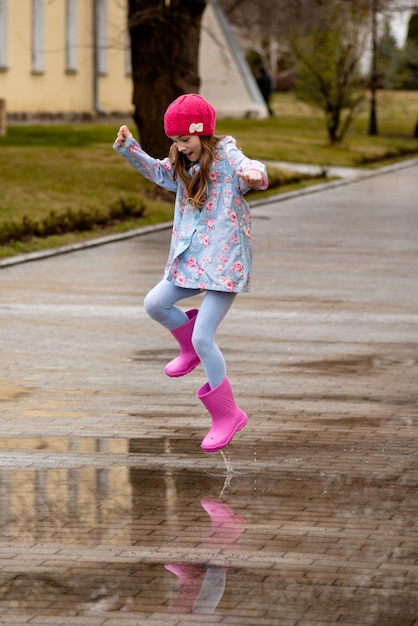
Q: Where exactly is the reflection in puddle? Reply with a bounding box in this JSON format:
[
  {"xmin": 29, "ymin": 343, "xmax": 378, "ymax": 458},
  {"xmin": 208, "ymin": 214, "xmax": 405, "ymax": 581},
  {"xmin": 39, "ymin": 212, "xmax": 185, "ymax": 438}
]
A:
[
  {"xmin": 0, "ymin": 435, "xmax": 417, "ymax": 623},
  {"xmin": 165, "ymin": 498, "xmax": 246, "ymax": 614},
  {"xmin": 0, "ymin": 453, "xmax": 250, "ymax": 618}
]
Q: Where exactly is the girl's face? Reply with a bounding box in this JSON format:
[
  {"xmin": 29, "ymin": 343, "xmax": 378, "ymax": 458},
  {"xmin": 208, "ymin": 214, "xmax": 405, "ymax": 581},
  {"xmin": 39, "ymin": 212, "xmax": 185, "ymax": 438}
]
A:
[{"xmin": 171, "ymin": 135, "xmax": 202, "ymax": 162}]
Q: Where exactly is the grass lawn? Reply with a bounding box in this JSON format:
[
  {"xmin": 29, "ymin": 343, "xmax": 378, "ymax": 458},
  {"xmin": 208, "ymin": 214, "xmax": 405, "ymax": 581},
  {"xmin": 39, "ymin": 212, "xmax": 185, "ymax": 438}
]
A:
[
  {"xmin": 229, "ymin": 90, "xmax": 418, "ymax": 166},
  {"xmin": 0, "ymin": 90, "xmax": 417, "ymax": 259}
]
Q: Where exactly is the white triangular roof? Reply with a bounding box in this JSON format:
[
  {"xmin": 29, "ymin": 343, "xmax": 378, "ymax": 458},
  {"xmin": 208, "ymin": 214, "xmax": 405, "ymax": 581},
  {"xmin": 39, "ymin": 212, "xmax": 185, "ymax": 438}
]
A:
[{"xmin": 200, "ymin": 0, "xmax": 268, "ymax": 119}]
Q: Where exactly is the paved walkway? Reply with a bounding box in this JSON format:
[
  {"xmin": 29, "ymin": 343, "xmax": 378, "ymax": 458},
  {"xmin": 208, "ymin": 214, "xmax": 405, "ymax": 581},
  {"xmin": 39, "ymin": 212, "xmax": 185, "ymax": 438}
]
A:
[
  {"xmin": 265, "ymin": 160, "xmax": 373, "ymax": 179},
  {"xmin": 0, "ymin": 160, "xmax": 417, "ymax": 625}
]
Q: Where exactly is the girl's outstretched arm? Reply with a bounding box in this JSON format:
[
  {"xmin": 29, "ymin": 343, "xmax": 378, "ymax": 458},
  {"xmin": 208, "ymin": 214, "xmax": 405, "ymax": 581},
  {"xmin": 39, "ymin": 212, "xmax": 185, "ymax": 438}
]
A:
[
  {"xmin": 113, "ymin": 126, "xmax": 178, "ymax": 192},
  {"xmin": 222, "ymin": 138, "xmax": 268, "ymax": 191},
  {"xmin": 237, "ymin": 169, "xmax": 265, "ymax": 189},
  {"xmin": 115, "ymin": 124, "xmax": 132, "ymax": 147}
]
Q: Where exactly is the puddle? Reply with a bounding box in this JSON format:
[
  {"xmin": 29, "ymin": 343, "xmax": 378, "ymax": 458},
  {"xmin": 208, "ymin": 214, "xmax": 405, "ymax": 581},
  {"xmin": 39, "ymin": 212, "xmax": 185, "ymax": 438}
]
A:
[
  {"xmin": 0, "ymin": 436, "xmax": 126, "ymax": 454},
  {"xmin": 0, "ymin": 455, "xmax": 416, "ymax": 623}
]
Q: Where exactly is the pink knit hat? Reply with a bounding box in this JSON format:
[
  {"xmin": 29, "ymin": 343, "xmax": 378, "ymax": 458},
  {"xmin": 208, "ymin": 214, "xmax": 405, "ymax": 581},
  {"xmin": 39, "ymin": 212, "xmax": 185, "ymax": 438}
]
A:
[{"xmin": 164, "ymin": 93, "xmax": 216, "ymax": 137}]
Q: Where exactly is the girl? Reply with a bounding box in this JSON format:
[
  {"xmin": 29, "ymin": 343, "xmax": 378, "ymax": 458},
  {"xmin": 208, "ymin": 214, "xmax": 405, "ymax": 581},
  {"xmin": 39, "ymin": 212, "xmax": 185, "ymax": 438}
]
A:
[{"xmin": 114, "ymin": 93, "xmax": 268, "ymax": 453}]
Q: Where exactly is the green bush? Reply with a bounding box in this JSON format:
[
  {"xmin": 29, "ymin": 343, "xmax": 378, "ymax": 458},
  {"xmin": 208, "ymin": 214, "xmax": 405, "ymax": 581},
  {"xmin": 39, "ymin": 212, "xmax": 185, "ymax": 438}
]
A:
[
  {"xmin": 266, "ymin": 165, "xmax": 325, "ymax": 190},
  {"xmin": 0, "ymin": 198, "xmax": 146, "ymax": 245}
]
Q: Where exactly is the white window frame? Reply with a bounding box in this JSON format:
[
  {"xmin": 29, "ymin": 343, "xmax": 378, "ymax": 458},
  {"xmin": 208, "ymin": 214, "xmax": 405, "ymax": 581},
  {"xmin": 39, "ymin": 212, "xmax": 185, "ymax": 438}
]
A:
[
  {"xmin": 0, "ymin": 0, "xmax": 8, "ymax": 69},
  {"xmin": 96, "ymin": 0, "xmax": 108, "ymax": 75},
  {"xmin": 32, "ymin": 0, "xmax": 44, "ymax": 73},
  {"xmin": 65, "ymin": 0, "xmax": 78, "ymax": 73}
]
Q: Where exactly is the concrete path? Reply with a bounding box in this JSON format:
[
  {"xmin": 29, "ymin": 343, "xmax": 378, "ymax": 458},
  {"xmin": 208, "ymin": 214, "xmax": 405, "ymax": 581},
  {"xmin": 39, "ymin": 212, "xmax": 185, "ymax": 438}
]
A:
[
  {"xmin": 0, "ymin": 160, "xmax": 417, "ymax": 625},
  {"xmin": 265, "ymin": 159, "xmax": 373, "ymax": 179}
]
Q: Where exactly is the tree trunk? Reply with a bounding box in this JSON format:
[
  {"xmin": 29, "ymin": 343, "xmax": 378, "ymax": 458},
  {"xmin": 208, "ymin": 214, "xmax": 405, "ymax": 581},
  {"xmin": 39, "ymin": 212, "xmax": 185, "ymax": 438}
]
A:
[
  {"xmin": 128, "ymin": 0, "xmax": 207, "ymax": 157},
  {"xmin": 325, "ymin": 103, "xmax": 341, "ymax": 145},
  {"xmin": 414, "ymin": 114, "xmax": 418, "ymax": 139},
  {"xmin": 368, "ymin": 0, "xmax": 379, "ymax": 136}
]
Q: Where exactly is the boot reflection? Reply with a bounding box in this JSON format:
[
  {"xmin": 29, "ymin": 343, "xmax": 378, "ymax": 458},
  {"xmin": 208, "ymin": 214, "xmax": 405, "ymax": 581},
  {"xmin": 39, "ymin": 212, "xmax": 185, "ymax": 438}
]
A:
[
  {"xmin": 165, "ymin": 497, "xmax": 246, "ymax": 614},
  {"xmin": 201, "ymin": 496, "xmax": 247, "ymax": 546}
]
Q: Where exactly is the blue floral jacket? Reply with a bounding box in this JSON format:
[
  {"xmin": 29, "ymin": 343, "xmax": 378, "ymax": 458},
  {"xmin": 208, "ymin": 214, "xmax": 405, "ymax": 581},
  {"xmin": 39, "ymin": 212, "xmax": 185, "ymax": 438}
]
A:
[{"xmin": 113, "ymin": 135, "xmax": 268, "ymax": 292}]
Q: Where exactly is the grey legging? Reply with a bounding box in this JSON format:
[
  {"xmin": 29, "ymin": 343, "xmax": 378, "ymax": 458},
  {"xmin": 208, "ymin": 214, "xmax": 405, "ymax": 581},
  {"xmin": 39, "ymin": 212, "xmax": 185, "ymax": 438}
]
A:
[{"xmin": 143, "ymin": 279, "xmax": 236, "ymax": 388}]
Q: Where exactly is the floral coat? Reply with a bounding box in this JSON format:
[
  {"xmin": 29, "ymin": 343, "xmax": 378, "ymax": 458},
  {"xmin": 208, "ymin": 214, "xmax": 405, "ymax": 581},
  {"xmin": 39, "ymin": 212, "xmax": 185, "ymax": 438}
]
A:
[{"xmin": 114, "ymin": 135, "xmax": 268, "ymax": 292}]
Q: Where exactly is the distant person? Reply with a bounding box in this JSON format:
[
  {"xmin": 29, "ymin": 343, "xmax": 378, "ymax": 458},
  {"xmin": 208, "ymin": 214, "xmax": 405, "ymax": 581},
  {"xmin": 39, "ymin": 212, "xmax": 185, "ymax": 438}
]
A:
[
  {"xmin": 113, "ymin": 94, "xmax": 268, "ymax": 453},
  {"xmin": 256, "ymin": 66, "xmax": 273, "ymax": 116}
]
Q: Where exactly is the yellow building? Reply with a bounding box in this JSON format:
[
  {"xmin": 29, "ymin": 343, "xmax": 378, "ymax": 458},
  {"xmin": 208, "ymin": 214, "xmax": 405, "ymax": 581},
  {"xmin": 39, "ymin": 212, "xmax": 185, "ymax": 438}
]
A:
[{"xmin": 0, "ymin": 0, "xmax": 267, "ymax": 120}]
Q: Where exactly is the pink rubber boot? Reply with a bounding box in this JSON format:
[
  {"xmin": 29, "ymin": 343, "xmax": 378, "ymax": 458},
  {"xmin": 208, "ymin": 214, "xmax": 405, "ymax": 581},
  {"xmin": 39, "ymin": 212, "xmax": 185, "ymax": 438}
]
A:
[
  {"xmin": 197, "ymin": 378, "xmax": 248, "ymax": 452},
  {"xmin": 164, "ymin": 309, "xmax": 201, "ymax": 377}
]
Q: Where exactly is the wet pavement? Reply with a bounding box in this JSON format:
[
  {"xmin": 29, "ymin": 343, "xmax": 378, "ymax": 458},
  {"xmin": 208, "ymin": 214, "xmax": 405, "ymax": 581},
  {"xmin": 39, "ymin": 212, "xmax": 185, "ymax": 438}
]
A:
[{"xmin": 0, "ymin": 160, "xmax": 417, "ymax": 626}]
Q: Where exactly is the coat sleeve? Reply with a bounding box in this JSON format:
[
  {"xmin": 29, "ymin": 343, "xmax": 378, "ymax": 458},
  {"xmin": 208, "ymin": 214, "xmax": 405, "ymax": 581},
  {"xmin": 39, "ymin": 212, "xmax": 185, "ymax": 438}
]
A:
[
  {"xmin": 223, "ymin": 140, "xmax": 269, "ymax": 193},
  {"xmin": 113, "ymin": 137, "xmax": 178, "ymax": 193}
]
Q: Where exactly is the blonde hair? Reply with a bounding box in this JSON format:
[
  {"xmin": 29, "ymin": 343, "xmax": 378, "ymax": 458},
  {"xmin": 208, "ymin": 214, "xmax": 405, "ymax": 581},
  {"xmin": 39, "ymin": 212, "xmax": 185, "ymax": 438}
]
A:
[{"xmin": 169, "ymin": 136, "xmax": 220, "ymax": 209}]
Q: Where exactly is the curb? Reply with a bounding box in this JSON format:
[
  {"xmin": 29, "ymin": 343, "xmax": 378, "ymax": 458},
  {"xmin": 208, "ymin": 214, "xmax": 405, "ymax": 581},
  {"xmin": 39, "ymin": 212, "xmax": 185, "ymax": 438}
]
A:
[
  {"xmin": 251, "ymin": 156, "xmax": 418, "ymax": 208},
  {"xmin": 0, "ymin": 221, "xmax": 173, "ymax": 269},
  {"xmin": 1, "ymin": 157, "xmax": 417, "ymax": 268}
]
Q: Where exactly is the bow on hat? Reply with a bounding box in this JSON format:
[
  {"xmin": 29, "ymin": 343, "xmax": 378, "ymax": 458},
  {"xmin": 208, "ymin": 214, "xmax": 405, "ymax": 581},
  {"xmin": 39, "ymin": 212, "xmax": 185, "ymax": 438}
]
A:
[{"xmin": 189, "ymin": 122, "xmax": 203, "ymax": 133}]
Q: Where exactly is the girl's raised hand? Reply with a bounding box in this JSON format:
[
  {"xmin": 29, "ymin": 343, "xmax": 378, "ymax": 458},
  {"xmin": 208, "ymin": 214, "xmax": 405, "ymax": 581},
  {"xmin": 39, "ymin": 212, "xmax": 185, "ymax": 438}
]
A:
[
  {"xmin": 237, "ymin": 169, "xmax": 263, "ymax": 188},
  {"xmin": 115, "ymin": 124, "xmax": 132, "ymax": 147}
]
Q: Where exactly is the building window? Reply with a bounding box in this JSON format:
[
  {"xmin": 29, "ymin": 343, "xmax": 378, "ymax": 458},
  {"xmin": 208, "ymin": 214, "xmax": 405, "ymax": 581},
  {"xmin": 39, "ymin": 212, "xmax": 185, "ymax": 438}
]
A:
[
  {"xmin": 65, "ymin": 0, "xmax": 78, "ymax": 73},
  {"xmin": 32, "ymin": 0, "xmax": 44, "ymax": 73},
  {"xmin": 96, "ymin": 0, "xmax": 108, "ymax": 75},
  {"xmin": 0, "ymin": 0, "xmax": 8, "ymax": 70}
]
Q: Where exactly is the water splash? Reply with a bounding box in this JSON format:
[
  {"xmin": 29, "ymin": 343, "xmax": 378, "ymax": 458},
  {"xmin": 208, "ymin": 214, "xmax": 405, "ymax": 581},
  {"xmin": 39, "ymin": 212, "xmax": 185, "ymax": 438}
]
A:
[
  {"xmin": 219, "ymin": 450, "xmax": 235, "ymax": 499},
  {"xmin": 220, "ymin": 449, "xmax": 234, "ymax": 474}
]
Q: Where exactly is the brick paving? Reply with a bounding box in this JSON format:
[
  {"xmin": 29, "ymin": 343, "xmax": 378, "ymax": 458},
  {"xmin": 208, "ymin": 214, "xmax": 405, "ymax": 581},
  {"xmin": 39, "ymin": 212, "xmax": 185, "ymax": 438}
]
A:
[{"xmin": 0, "ymin": 160, "xmax": 417, "ymax": 625}]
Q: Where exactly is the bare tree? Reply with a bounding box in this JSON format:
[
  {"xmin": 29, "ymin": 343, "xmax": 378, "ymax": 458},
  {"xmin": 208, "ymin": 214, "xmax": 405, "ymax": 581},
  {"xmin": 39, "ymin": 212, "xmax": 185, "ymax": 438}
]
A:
[
  {"xmin": 128, "ymin": 0, "xmax": 207, "ymax": 157},
  {"xmin": 407, "ymin": 10, "xmax": 418, "ymax": 136},
  {"xmin": 224, "ymin": 0, "xmax": 418, "ymax": 143},
  {"xmin": 222, "ymin": 0, "xmax": 373, "ymax": 144},
  {"xmin": 369, "ymin": 1, "xmax": 418, "ymax": 136},
  {"xmin": 221, "ymin": 0, "xmax": 295, "ymax": 89},
  {"xmin": 290, "ymin": 0, "xmax": 370, "ymax": 144},
  {"xmin": 369, "ymin": 0, "xmax": 380, "ymax": 135}
]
